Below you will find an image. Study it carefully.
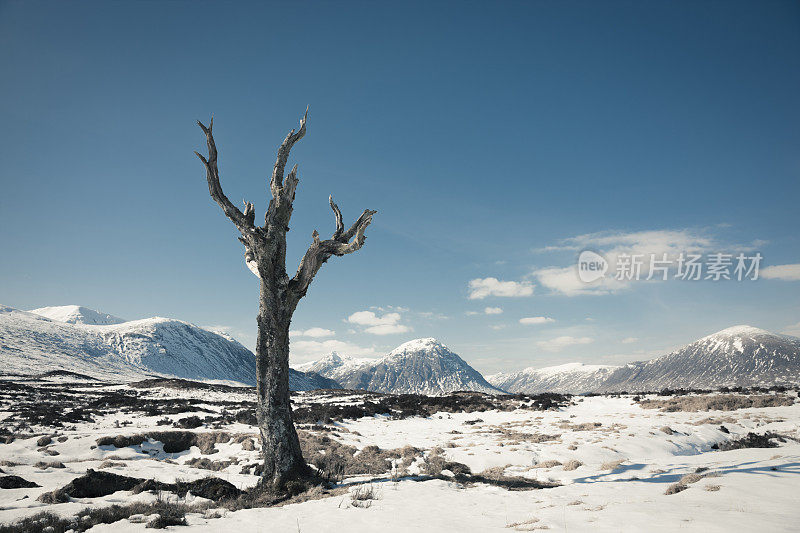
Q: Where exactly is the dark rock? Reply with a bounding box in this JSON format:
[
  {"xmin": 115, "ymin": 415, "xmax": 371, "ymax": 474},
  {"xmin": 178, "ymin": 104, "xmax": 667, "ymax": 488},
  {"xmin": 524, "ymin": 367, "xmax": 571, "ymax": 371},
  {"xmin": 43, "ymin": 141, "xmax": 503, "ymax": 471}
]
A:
[
  {"xmin": 0, "ymin": 475, "xmax": 40, "ymax": 489},
  {"xmin": 38, "ymin": 469, "xmax": 143, "ymax": 503},
  {"xmin": 133, "ymin": 476, "xmax": 241, "ymax": 501}
]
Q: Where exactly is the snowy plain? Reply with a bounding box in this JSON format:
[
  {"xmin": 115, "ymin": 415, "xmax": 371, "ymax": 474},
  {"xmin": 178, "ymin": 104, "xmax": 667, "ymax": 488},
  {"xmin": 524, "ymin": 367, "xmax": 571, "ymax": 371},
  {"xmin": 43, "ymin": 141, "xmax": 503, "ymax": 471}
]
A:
[{"xmin": 0, "ymin": 376, "xmax": 798, "ymax": 532}]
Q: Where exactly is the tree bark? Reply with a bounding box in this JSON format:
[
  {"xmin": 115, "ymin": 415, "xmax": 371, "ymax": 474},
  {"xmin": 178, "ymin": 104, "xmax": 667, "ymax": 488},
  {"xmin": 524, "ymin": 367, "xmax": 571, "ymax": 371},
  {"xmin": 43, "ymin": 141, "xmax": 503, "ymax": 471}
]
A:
[
  {"xmin": 195, "ymin": 110, "xmax": 375, "ymax": 491},
  {"xmin": 254, "ymin": 295, "xmax": 307, "ymax": 486}
]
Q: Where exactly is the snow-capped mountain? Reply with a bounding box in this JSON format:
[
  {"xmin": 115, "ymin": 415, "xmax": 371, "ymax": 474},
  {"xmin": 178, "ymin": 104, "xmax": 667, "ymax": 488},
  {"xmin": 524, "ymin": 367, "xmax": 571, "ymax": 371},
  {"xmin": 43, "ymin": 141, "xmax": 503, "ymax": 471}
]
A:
[
  {"xmin": 298, "ymin": 338, "xmax": 505, "ymax": 395},
  {"xmin": 30, "ymin": 305, "xmax": 126, "ymax": 325},
  {"xmin": 488, "ymin": 362, "xmax": 619, "ymax": 394},
  {"xmin": 295, "ymin": 352, "xmax": 375, "ymax": 384},
  {"xmin": 599, "ymin": 325, "xmax": 800, "ymax": 392},
  {"xmin": 0, "ymin": 305, "xmax": 339, "ymax": 390}
]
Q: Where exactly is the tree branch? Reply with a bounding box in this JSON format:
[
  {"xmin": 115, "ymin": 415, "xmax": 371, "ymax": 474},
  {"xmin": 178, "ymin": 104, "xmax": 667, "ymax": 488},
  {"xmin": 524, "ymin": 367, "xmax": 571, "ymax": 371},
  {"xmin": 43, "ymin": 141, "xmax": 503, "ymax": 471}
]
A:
[
  {"xmin": 342, "ymin": 209, "xmax": 376, "ymax": 242},
  {"xmin": 288, "ymin": 208, "xmax": 376, "ymax": 303},
  {"xmin": 195, "ymin": 118, "xmax": 251, "ymax": 230},
  {"xmin": 329, "ymin": 196, "xmax": 344, "ymax": 240},
  {"xmin": 270, "ymin": 107, "xmax": 308, "ymax": 198}
]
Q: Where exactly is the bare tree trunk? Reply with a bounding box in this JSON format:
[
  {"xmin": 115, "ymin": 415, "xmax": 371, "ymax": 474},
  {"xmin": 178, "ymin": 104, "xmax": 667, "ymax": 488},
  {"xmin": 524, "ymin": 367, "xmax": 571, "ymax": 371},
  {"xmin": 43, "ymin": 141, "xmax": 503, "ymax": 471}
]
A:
[
  {"xmin": 195, "ymin": 110, "xmax": 376, "ymax": 491},
  {"xmin": 254, "ymin": 303, "xmax": 306, "ymax": 485}
]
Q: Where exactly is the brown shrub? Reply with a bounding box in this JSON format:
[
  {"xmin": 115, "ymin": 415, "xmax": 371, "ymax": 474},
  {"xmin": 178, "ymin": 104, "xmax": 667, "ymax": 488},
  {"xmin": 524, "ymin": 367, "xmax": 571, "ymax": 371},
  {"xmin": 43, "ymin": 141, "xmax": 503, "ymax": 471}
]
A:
[
  {"xmin": 679, "ymin": 473, "xmax": 704, "ymax": 484},
  {"xmin": 664, "ymin": 483, "xmax": 687, "ymax": 495},
  {"xmin": 639, "ymin": 394, "xmax": 795, "ymax": 412},
  {"xmin": 562, "ymin": 460, "xmax": 582, "ymax": 471},
  {"xmin": 600, "ymin": 459, "xmax": 625, "ymax": 471},
  {"xmin": 532, "ymin": 460, "xmax": 562, "ymax": 469}
]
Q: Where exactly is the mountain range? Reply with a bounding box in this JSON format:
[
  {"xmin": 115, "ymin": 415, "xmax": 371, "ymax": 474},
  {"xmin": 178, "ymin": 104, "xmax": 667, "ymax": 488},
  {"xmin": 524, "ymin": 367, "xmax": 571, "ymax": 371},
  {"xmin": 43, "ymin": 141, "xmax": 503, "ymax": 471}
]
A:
[
  {"xmin": 596, "ymin": 325, "xmax": 800, "ymax": 392},
  {"xmin": 0, "ymin": 305, "xmax": 337, "ymax": 391},
  {"xmin": 2, "ymin": 303, "xmax": 799, "ymax": 394},
  {"xmin": 487, "ymin": 363, "xmax": 619, "ymax": 394}
]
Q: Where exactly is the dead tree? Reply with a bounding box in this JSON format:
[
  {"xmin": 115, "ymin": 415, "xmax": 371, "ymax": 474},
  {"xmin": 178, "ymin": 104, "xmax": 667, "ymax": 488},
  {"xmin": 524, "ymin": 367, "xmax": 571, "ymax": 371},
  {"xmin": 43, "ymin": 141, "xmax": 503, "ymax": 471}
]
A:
[{"xmin": 195, "ymin": 110, "xmax": 376, "ymax": 490}]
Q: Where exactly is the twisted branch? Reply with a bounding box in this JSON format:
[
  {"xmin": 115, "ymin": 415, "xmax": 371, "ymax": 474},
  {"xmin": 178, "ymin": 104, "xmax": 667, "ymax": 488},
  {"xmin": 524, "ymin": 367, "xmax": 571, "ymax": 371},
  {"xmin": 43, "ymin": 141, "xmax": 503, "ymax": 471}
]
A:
[
  {"xmin": 195, "ymin": 117, "xmax": 251, "ymax": 230},
  {"xmin": 270, "ymin": 107, "xmax": 308, "ymax": 198},
  {"xmin": 289, "ymin": 207, "xmax": 377, "ymax": 302},
  {"xmin": 329, "ymin": 196, "xmax": 344, "ymax": 239}
]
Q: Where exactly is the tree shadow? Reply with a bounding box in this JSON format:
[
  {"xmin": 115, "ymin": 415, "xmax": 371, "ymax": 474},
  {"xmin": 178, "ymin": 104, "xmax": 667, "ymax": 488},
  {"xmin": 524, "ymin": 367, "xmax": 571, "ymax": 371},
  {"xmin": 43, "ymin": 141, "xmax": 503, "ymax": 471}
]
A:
[{"xmin": 573, "ymin": 460, "xmax": 800, "ymax": 485}]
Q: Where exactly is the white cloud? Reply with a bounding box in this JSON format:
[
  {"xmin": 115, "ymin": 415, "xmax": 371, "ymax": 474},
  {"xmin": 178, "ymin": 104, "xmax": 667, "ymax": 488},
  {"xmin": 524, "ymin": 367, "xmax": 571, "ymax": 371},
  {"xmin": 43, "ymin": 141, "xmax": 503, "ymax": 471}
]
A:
[
  {"xmin": 484, "ymin": 307, "xmax": 503, "ymax": 315},
  {"xmin": 533, "ymin": 228, "xmax": 725, "ymax": 296},
  {"xmin": 468, "ymin": 277, "xmax": 534, "ymax": 299},
  {"xmin": 536, "ymin": 336, "xmax": 593, "ymax": 352},
  {"xmin": 489, "ymin": 324, "xmax": 507, "ymax": 330},
  {"xmin": 535, "ymin": 266, "xmax": 626, "ymax": 296},
  {"xmin": 364, "ymin": 324, "xmax": 411, "ymax": 335},
  {"xmin": 761, "ymin": 264, "xmax": 800, "ymax": 281},
  {"xmin": 348, "ymin": 311, "xmax": 401, "ymax": 326},
  {"xmin": 290, "ymin": 327, "xmax": 335, "ymax": 338},
  {"xmin": 519, "ymin": 316, "xmax": 555, "ymax": 325},
  {"xmin": 621, "ymin": 337, "xmax": 638, "ymax": 344},
  {"xmin": 782, "ymin": 322, "xmax": 800, "ymax": 337},
  {"xmin": 418, "ymin": 311, "xmax": 449, "ymax": 320},
  {"xmin": 347, "ymin": 310, "xmax": 411, "ymax": 335},
  {"xmin": 290, "ymin": 339, "xmax": 379, "ymax": 364}
]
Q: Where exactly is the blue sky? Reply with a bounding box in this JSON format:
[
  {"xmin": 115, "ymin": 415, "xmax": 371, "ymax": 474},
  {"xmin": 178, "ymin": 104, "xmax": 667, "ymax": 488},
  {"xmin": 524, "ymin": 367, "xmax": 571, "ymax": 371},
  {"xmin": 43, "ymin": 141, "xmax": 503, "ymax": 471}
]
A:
[{"xmin": 1, "ymin": 0, "xmax": 799, "ymax": 373}]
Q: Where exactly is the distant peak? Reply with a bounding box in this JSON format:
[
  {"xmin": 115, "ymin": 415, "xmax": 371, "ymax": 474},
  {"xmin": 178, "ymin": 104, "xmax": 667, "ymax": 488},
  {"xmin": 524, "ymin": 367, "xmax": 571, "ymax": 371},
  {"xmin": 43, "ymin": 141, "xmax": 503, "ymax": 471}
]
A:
[
  {"xmin": 28, "ymin": 305, "xmax": 126, "ymax": 325},
  {"xmin": 390, "ymin": 337, "xmax": 444, "ymax": 353},
  {"xmin": 708, "ymin": 325, "xmax": 771, "ymax": 338},
  {"xmin": 321, "ymin": 351, "xmax": 345, "ymax": 363},
  {"xmin": 521, "ymin": 362, "xmax": 619, "ymax": 375}
]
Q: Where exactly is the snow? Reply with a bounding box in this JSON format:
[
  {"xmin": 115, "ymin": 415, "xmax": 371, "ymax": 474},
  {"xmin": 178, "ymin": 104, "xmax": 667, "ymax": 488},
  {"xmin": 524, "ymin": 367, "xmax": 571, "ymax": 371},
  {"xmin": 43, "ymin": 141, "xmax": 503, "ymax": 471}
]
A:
[
  {"xmin": 388, "ymin": 337, "xmax": 440, "ymax": 355},
  {"xmin": 300, "ymin": 338, "xmax": 503, "ymax": 395},
  {"xmin": 29, "ymin": 305, "xmax": 126, "ymax": 325},
  {"xmin": 0, "ymin": 304, "xmax": 334, "ymax": 391},
  {"xmin": 489, "ymin": 363, "xmax": 620, "ymax": 394},
  {"xmin": 1, "ymin": 382, "xmax": 798, "ymax": 532},
  {"xmin": 706, "ymin": 325, "xmax": 772, "ymax": 338}
]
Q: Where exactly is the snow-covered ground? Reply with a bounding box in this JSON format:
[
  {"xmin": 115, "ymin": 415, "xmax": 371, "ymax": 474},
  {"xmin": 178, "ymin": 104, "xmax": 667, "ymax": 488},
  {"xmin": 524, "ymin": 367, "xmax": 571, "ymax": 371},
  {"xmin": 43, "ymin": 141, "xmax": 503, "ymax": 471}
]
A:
[{"xmin": 0, "ymin": 378, "xmax": 798, "ymax": 532}]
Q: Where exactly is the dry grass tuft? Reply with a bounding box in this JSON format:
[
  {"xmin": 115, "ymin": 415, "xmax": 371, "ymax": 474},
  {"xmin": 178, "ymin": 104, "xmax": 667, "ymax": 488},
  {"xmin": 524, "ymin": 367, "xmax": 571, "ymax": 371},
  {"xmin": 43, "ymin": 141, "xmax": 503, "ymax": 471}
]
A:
[
  {"xmin": 532, "ymin": 460, "xmax": 562, "ymax": 469},
  {"xmin": 600, "ymin": 459, "xmax": 625, "ymax": 471},
  {"xmin": 506, "ymin": 517, "xmax": 542, "ymax": 531},
  {"xmin": 664, "ymin": 483, "xmax": 687, "ymax": 495},
  {"xmin": 679, "ymin": 473, "xmax": 704, "ymax": 485},
  {"xmin": 562, "ymin": 460, "xmax": 582, "ymax": 471},
  {"xmin": 639, "ymin": 394, "xmax": 794, "ymax": 413}
]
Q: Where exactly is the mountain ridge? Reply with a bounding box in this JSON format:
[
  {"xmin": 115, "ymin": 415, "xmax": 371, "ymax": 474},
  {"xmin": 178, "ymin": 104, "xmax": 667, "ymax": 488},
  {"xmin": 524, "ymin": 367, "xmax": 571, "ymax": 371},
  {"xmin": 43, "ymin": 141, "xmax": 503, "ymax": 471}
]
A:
[
  {"xmin": 0, "ymin": 305, "xmax": 339, "ymax": 391},
  {"xmin": 300, "ymin": 337, "xmax": 505, "ymax": 395}
]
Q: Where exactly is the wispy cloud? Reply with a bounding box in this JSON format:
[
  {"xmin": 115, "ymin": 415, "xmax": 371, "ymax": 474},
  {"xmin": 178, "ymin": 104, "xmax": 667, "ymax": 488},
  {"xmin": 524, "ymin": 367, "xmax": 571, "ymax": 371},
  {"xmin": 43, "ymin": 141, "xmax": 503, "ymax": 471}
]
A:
[
  {"xmin": 531, "ymin": 228, "xmax": 749, "ymax": 296},
  {"xmin": 290, "ymin": 339, "xmax": 379, "ymax": 364},
  {"xmin": 347, "ymin": 310, "xmax": 411, "ymax": 335},
  {"xmin": 761, "ymin": 264, "xmax": 800, "ymax": 281},
  {"xmin": 290, "ymin": 327, "xmax": 335, "ymax": 338},
  {"xmin": 621, "ymin": 336, "xmax": 638, "ymax": 344},
  {"xmin": 536, "ymin": 336, "xmax": 593, "ymax": 352},
  {"xmin": 782, "ymin": 322, "xmax": 800, "ymax": 337},
  {"xmin": 468, "ymin": 277, "xmax": 534, "ymax": 299},
  {"xmin": 484, "ymin": 307, "xmax": 503, "ymax": 315},
  {"xmin": 519, "ymin": 316, "xmax": 555, "ymax": 325}
]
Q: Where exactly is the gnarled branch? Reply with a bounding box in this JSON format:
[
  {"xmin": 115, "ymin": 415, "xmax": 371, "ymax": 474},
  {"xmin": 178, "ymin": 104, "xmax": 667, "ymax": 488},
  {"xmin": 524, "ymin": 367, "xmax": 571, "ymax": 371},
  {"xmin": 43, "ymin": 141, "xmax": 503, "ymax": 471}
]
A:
[
  {"xmin": 270, "ymin": 107, "xmax": 308, "ymax": 198},
  {"xmin": 288, "ymin": 207, "xmax": 377, "ymax": 302},
  {"xmin": 329, "ymin": 196, "xmax": 344, "ymax": 239},
  {"xmin": 195, "ymin": 118, "xmax": 251, "ymax": 230}
]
